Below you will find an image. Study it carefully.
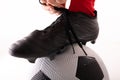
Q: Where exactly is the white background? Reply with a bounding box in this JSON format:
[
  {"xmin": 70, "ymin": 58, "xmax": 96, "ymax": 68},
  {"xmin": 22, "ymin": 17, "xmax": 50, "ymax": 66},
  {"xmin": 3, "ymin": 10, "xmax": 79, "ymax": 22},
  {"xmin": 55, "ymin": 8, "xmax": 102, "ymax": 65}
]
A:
[{"xmin": 0, "ymin": 0, "xmax": 120, "ymax": 80}]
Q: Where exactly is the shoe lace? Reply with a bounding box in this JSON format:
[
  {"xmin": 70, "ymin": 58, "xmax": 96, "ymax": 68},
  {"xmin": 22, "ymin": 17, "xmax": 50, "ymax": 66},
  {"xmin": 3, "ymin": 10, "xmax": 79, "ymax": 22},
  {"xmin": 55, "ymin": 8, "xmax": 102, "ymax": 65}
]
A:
[{"xmin": 54, "ymin": 7, "xmax": 88, "ymax": 56}]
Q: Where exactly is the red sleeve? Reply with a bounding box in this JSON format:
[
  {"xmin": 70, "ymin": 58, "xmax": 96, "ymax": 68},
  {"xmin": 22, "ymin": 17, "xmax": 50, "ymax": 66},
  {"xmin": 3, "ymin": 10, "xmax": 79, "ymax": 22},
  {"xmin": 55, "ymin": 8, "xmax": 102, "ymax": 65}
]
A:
[{"xmin": 69, "ymin": 0, "xmax": 95, "ymax": 16}]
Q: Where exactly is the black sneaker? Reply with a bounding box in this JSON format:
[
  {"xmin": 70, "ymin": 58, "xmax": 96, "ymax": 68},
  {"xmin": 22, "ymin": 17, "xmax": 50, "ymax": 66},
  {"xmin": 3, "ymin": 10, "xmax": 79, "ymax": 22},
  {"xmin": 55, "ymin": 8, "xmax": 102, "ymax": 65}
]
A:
[
  {"xmin": 10, "ymin": 10, "xmax": 99, "ymax": 63},
  {"xmin": 10, "ymin": 13, "xmax": 69, "ymax": 60}
]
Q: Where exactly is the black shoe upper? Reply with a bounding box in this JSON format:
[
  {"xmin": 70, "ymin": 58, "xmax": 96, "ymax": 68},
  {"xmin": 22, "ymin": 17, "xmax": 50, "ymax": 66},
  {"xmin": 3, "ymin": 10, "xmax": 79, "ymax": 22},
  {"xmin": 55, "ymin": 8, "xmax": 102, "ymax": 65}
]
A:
[{"xmin": 10, "ymin": 9, "xmax": 99, "ymax": 63}]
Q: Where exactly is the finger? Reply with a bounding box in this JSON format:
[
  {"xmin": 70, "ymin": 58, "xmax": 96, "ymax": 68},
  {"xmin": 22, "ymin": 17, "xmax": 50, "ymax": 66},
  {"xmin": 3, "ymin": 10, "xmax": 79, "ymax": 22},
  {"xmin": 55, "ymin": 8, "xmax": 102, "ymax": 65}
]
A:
[
  {"xmin": 56, "ymin": 0, "xmax": 66, "ymax": 4},
  {"xmin": 40, "ymin": 0, "xmax": 46, "ymax": 3}
]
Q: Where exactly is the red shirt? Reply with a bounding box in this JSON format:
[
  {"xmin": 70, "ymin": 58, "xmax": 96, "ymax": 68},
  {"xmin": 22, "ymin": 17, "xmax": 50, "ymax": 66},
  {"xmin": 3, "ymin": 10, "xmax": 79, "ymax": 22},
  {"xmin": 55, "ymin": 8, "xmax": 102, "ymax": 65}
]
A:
[{"xmin": 69, "ymin": 0, "xmax": 95, "ymax": 16}]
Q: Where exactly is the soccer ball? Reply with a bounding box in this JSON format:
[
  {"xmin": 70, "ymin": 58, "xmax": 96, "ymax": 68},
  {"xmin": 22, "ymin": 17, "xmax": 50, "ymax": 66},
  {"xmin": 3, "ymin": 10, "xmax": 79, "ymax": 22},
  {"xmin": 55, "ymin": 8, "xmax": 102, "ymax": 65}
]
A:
[{"xmin": 31, "ymin": 44, "xmax": 109, "ymax": 80}]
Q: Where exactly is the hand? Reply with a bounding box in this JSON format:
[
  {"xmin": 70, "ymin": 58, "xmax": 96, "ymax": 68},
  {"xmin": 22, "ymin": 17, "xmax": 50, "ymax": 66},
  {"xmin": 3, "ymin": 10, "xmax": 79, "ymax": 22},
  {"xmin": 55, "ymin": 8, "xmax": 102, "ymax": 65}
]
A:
[
  {"xmin": 40, "ymin": 0, "xmax": 66, "ymax": 7},
  {"xmin": 39, "ymin": 0, "xmax": 66, "ymax": 14}
]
